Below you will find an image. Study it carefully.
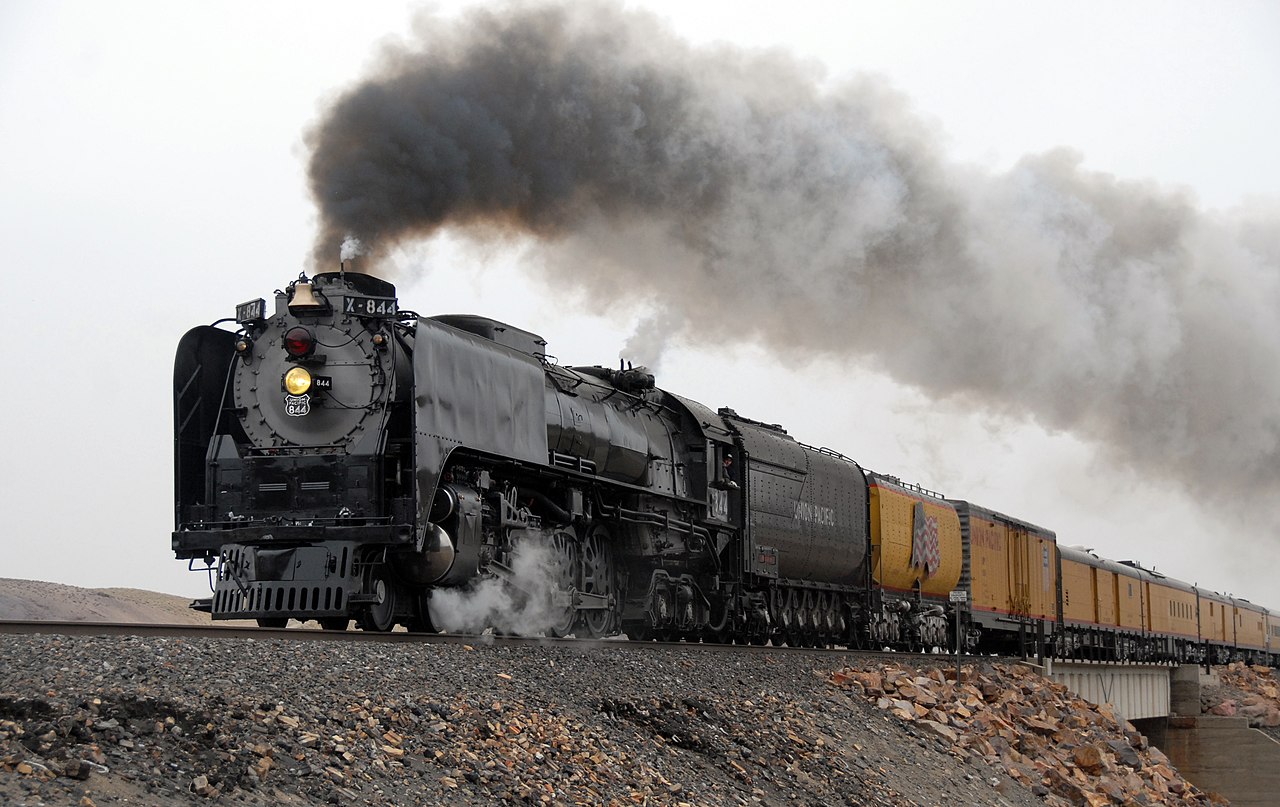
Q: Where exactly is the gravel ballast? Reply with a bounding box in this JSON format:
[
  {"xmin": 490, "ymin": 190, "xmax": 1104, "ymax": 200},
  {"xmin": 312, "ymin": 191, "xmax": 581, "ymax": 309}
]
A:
[{"xmin": 0, "ymin": 633, "xmax": 1047, "ymax": 806}]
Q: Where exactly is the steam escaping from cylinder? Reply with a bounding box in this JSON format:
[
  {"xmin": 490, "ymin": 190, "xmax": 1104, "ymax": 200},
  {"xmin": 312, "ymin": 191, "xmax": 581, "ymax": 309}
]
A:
[
  {"xmin": 428, "ymin": 542, "xmax": 569, "ymax": 637},
  {"xmin": 306, "ymin": 2, "xmax": 1280, "ymax": 517}
]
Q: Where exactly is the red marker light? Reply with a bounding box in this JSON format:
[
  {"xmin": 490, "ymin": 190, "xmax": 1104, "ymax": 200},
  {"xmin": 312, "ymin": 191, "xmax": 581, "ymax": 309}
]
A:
[{"xmin": 283, "ymin": 327, "xmax": 315, "ymax": 357}]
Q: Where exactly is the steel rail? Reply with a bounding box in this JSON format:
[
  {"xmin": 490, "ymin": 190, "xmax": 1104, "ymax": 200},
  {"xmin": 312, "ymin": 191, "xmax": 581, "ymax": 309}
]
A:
[{"xmin": 0, "ymin": 619, "xmax": 970, "ymax": 665}]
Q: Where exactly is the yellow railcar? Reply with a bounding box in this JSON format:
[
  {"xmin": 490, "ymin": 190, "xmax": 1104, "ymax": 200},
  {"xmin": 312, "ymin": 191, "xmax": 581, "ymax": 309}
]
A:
[
  {"xmin": 1233, "ymin": 598, "xmax": 1268, "ymax": 662},
  {"xmin": 866, "ymin": 475, "xmax": 962, "ymax": 597},
  {"xmin": 1058, "ymin": 546, "xmax": 1109, "ymax": 658},
  {"xmin": 1059, "ymin": 547, "xmax": 1097, "ymax": 625},
  {"xmin": 949, "ymin": 500, "xmax": 1056, "ymax": 654},
  {"xmin": 1140, "ymin": 571, "xmax": 1200, "ymax": 661},
  {"xmin": 864, "ymin": 473, "xmax": 962, "ymax": 650},
  {"xmin": 1105, "ymin": 560, "xmax": 1147, "ymax": 632},
  {"xmin": 1058, "ymin": 548, "xmax": 1192, "ymax": 661},
  {"xmin": 1146, "ymin": 577, "xmax": 1199, "ymax": 641},
  {"xmin": 1198, "ymin": 589, "xmax": 1232, "ymax": 663}
]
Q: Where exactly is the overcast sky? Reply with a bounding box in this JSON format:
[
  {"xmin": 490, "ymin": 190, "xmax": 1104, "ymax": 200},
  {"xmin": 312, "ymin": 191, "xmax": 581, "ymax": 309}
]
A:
[{"xmin": 1, "ymin": 1, "xmax": 1277, "ymax": 608}]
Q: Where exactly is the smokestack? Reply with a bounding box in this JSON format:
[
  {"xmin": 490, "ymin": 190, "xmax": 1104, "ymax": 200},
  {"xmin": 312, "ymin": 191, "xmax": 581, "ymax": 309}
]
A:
[
  {"xmin": 319, "ymin": 236, "xmax": 397, "ymax": 298},
  {"xmin": 305, "ymin": 2, "xmax": 1280, "ymax": 530}
]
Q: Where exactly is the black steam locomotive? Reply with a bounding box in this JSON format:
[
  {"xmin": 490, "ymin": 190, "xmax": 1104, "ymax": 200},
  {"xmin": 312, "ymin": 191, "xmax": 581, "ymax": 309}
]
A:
[
  {"xmin": 174, "ymin": 270, "xmax": 1280, "ymax": 666},
  {"xmin": 173, "ymin": 270, "xmax": 874, "ymax": 643}
]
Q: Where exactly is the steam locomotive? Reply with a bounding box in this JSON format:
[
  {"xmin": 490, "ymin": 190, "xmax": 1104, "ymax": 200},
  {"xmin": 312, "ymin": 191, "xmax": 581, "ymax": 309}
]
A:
[{"xmin": 173, "ymin": 270, "xmax": 1279, "ymax": 665}]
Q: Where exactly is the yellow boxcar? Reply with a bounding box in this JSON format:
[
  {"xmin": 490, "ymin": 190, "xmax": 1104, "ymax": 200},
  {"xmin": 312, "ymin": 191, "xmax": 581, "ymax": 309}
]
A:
[
  {"xmin": 949, "ymin": 501, "xmax": 1057, "ymax": 648},
  {"xmin": 866, "ymin": 474, "xmax": 961, "ymax": 597}
]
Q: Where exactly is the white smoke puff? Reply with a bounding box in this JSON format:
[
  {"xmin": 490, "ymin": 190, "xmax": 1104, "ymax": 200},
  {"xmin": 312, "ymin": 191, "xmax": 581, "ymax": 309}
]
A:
[
  {"xmin": 427, "ymin": 541, "xmax": 570, "ymax": 636},
  {"xmin": 340, "ymin": 236, "xmax": 366, "ymax": 261},
  {"xmin": 619, "ymin": 309, "xmax": 684, "ymax": 376}
]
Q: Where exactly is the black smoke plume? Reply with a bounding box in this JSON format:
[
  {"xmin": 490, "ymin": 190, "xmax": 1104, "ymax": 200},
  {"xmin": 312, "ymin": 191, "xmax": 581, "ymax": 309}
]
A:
[{"xmin": 307, "ymin": 2, "xmax": 1280, "ymax": 512}]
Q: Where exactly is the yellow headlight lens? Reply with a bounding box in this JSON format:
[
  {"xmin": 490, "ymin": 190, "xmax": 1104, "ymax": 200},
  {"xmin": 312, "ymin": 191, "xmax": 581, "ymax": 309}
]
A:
[{"xmin": 284, "ymin": 366, "xmax": 313, "ymax": 395}]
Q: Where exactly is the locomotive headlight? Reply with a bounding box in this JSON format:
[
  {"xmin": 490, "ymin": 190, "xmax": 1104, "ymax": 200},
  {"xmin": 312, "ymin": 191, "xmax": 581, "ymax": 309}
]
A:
[{"xmin": 283, "ymin": 366, "xmax": 313, "ymax": 395}]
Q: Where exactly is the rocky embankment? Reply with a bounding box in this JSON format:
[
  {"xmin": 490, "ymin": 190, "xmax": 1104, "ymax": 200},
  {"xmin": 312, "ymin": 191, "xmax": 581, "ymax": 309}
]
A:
[
  {"xmin": 830, "ymin": 661, "xmax": 1226, "ymax": 806},
  {"xmin": 0, "ymin": 635, "xmax": 1052, "ymax": 807},
  {"xmin": 0, "ymin": 628, "xmax": 1245, "ymax": 807},
  {"xmin": 1201, "ymin": 661, "xmax": 1280, "ymax": 738}
]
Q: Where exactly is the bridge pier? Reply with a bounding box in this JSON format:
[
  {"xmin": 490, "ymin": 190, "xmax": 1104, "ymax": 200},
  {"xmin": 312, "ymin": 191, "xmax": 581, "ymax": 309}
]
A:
[{"xmin": 1169, "ymin": 664, "xmax": 1203, "ymax": 717}]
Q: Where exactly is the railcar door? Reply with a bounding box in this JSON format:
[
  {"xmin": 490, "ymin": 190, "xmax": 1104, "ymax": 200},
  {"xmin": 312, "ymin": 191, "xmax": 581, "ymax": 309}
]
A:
[{"xmin": 1007, "ymin": 526, "xmax": 1030, "ymax": 617}]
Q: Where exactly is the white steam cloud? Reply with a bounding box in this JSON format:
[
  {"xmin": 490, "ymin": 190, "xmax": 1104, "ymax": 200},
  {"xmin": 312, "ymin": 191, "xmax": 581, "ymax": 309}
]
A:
[
  {"xmin": 428, "ymin": 542, "xmax": 570, "ymax": 636},
  {"xmin": 339, "ymin": 235, "xmax": 366, "ymax": 262},
  {"xmin": 619, "ymin": 309, "xmax": 682, "ymax": 375}
]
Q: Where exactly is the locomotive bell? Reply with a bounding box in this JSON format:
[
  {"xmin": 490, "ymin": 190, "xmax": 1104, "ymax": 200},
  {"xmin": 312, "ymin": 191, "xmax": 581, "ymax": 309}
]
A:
[{"xmin": 287, "ymin": 278, "xmax": 327, "ymax": 315}]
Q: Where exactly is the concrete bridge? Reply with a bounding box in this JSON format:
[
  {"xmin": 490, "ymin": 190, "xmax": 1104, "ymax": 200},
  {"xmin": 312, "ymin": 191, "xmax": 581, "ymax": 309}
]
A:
[{"xmin": 1042, "ymin": 659, "xmax": 1173, "ymax": 721}]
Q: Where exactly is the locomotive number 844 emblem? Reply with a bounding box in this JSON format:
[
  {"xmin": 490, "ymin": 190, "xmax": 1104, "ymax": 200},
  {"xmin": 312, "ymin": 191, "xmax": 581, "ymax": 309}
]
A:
[{"xmin": 284, "ymin": 394, "xmax": 311, "ymax": 417}]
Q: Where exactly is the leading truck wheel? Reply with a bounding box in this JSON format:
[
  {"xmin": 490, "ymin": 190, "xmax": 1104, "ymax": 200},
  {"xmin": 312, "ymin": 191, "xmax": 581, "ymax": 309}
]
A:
[{"xmin": 357, "ymin": 570, "xmax": 399, "ymax": 632}]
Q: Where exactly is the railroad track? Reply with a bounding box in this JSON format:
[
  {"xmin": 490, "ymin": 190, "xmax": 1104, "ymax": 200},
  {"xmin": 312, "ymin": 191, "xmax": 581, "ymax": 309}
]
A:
[{"xmin": 0, "ymin": 619, "xmax": 973, "ymax": 666}]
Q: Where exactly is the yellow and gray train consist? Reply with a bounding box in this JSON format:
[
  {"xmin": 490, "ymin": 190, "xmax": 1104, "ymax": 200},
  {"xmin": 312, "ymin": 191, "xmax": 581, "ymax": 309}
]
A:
[{"xmin": 173, "ymin": 270, "xmax": 1278, "ymax": 665}]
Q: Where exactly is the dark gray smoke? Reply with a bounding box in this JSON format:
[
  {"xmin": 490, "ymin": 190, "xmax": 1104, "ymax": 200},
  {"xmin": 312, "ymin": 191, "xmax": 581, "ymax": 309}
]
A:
[{"xmin": 307, "ymin": 2, "xmax": 1280, "ymax": 511}]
